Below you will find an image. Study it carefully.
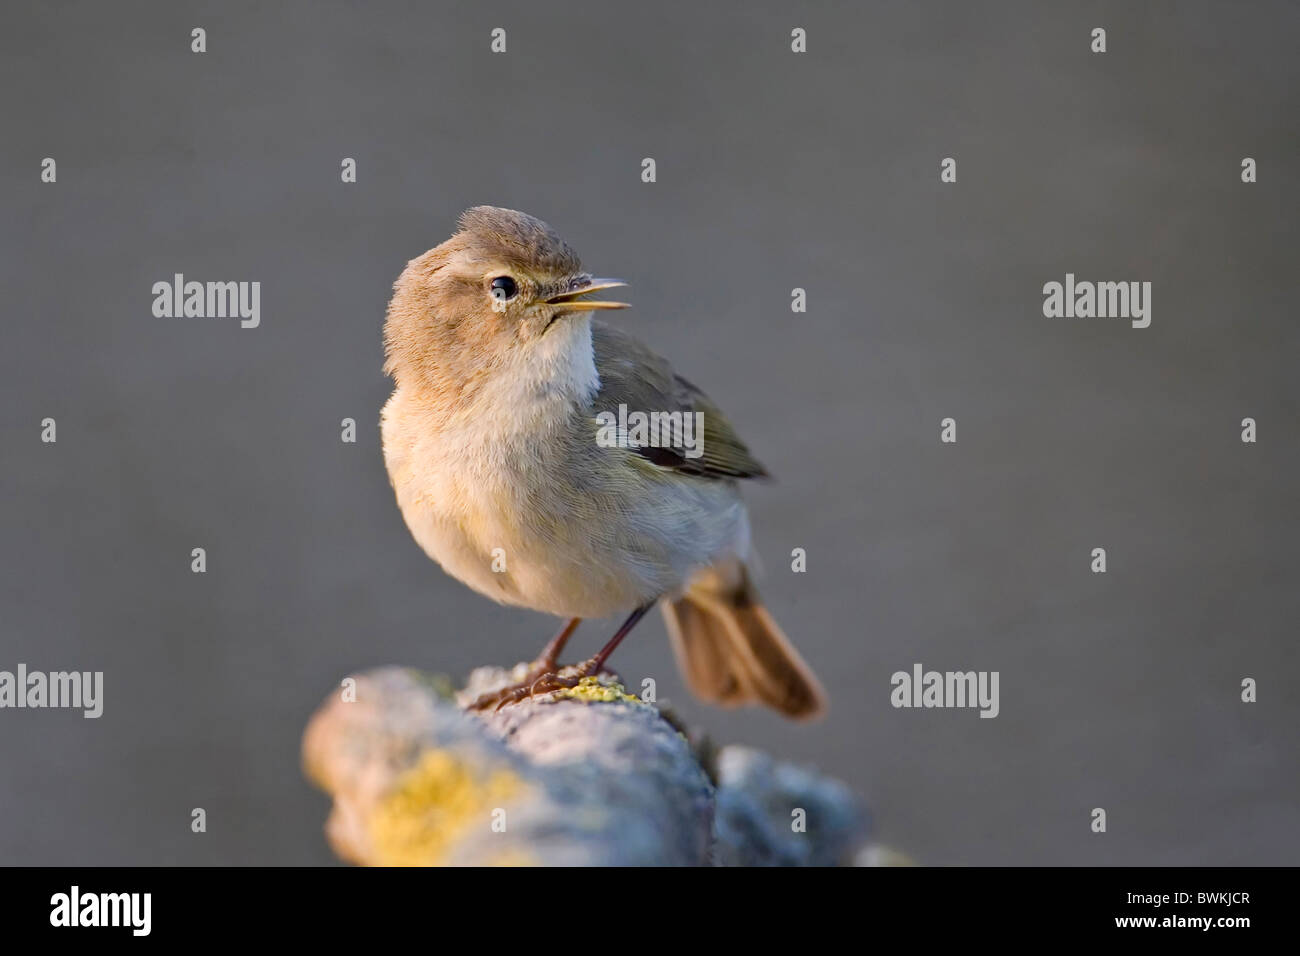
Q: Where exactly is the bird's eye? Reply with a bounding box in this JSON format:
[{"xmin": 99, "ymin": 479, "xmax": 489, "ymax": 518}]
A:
[{"xmin": 489, "ymin": 276, "xmax": 518, "ymax": 301}]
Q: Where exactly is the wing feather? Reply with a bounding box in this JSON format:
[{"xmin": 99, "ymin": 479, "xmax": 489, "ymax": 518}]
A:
[{"xmin": 590, "ymin": 322, "xmax": 768, "ymax": 481}]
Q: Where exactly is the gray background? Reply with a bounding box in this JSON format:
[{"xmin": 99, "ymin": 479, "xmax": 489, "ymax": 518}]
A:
[{"xmin": 1, "ymin": 0, "xmax": 1296, "ymax": 865}]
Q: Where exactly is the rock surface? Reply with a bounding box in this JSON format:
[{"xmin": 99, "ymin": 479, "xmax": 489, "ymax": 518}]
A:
[{"xmin": 303, "ymin": 665, "xmax": 876, "ymax": 866}]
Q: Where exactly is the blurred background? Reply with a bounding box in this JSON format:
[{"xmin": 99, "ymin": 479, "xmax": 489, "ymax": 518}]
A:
[{"xmin": 1, "ymin": 0, "xmax": 1296, "ymax": 865}]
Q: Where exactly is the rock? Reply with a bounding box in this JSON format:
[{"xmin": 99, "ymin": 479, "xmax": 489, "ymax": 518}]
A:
[
  {"xmin": 303, "ymin": 665, "xmax": 874, "ymax": 866},
  {"xmin": 712, "ymin": 746, "xmax": 870, "ymax": 866}
]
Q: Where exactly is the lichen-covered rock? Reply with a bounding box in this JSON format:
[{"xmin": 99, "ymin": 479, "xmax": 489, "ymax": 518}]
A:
[
  {"xmin": 304, "ymin": 666, "xmax": 712, "ymax": 865},
  {"xmin": 712, "ymin": 746, "xmax": 870, "ymax": 866},
  {"xmin": 303, "ymin": 665, "xmax": 875, "ymax": 866}
]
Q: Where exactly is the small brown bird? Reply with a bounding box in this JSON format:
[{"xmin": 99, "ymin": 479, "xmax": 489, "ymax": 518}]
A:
[{"xmin": 380, "ymin": 207, "xmax": 825, "ymax": 718}]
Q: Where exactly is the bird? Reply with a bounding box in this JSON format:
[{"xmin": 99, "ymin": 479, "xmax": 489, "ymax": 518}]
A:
[{"xmin": 380, "ymin": 206, "xmax": 825, "ymax": 719}]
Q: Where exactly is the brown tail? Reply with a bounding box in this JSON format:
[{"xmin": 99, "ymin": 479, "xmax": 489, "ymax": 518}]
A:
[{"xmin": 661, "ymin": 560, "xmax": 826, "ymax": 720}]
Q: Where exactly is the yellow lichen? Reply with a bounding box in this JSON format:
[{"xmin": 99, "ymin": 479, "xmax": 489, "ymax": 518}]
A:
[
  {"xmin": 555, "ymin": 676, "xmax": 640, "ymax": 705},
  {"xmin": 368, "ymin": 749, "xmax": 527, "ymax": 866}
]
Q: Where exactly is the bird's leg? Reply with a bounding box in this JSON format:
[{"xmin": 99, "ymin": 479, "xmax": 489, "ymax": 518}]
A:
[
  {"xmin": 572, "ymin": 603, "xmax": 652, "ymax": 679},
  {"xmin": 533, "ymin": 617, "xmax": 582, "ymax": 671},
  {"xmin": 501, "ymin": 604, "xmax": 654, "ymax": 707},
  {"xmin": 468, "ymin": 606, "xmax": 653, "ymax": 711},
  {"xmin": 468, "ymin": 618, "xmax": 580, "ymax": 711}
]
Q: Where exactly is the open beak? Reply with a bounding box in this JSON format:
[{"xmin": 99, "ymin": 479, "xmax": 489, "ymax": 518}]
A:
[{"xmin": 546, "ymin": 277, "xmax": 631, "ymax": 313}]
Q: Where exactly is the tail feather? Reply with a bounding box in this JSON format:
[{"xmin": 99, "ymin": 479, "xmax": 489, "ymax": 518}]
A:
[{"xmin": 661, "ymin": 562, "xmax": 826, "ymax": 720}]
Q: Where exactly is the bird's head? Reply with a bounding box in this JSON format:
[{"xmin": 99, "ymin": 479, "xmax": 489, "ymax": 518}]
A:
[{"xmin": 384, "ymin": 206, "xmax": 628, "ymax": 405}]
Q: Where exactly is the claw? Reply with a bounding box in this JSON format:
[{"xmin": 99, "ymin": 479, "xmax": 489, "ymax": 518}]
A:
[
  {"xmin": 472, "ymin": 668, "xmax": 570, "ymax": 712},
  {"xmin": 468, "ymin": 655, "xmax": 621, "ymax": 712}
]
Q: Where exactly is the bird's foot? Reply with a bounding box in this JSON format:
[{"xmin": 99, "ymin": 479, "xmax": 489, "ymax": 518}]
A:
[{"xmin": 467, "ymin": 657, "xmax": 616, "ymax": 712}]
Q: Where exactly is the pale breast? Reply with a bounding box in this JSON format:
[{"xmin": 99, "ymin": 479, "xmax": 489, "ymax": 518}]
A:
[{"xmin": 381, "ymin": 384, "xmax": 751, "ymax": 619}]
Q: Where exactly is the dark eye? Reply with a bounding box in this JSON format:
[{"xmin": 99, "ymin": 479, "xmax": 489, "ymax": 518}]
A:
[{"xmin": 490, "ymin": 276, "xmax": 518, "ymax": 300}]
